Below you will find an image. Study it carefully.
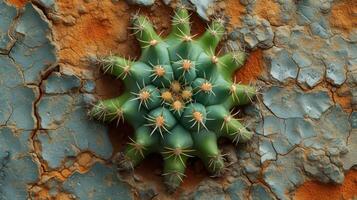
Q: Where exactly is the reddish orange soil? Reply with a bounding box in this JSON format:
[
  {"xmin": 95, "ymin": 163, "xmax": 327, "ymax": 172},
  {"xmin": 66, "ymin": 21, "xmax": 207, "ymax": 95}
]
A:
[
  {"xmin": 6, "ymin": 0, "xmax": 27, "ymax": 7},
  {"xmin": 254, "ymin": 0, "xmax": 283, "ymax": 26},
  {"xmin": 234, "ymin": 50, "xmax": 264, "ymax": 84},
  {"xmin": 330, "ymin": 0, "xmax": 357, "ymax": 36},
  {"xmin": 295, "ymin": 170, "xmax": 357, "ymax": 200},
  {"xmin": 224, "ymin": 0, "xmax": 245, "ymax": 28}
]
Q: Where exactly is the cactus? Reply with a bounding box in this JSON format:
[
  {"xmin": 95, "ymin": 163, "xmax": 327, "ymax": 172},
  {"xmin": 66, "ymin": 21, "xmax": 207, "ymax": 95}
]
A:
[{"xmin": 90, "ymin": 7, "xmax": 256, "ymax": 191}]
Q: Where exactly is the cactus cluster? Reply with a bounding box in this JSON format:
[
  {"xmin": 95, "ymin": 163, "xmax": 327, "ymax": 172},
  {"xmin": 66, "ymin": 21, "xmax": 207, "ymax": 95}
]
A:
[{"xmin": 90, "ymin": 7, "xmax": 256, "ymax": 191}]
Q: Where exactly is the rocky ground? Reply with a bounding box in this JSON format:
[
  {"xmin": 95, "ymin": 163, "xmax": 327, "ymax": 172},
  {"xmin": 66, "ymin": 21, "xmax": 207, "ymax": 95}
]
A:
[{"xmin": 0, "ymin": 0, "xmax": 356, "ymax": 199}]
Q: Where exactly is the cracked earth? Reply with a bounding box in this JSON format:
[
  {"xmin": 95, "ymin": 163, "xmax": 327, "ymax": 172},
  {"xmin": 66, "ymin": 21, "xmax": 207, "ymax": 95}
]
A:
[{"xmin": 0, "ymin": 0, "xmax": 356, "ymax": 200}]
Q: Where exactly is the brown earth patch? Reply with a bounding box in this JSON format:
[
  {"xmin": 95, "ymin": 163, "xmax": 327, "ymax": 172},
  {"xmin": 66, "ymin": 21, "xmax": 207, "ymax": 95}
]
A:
[
  {"xmin": 294, "ymin": 170, "xmax": 357, "ymax": 200},
  {"xmin": 330, "ymin": 0, "xmax": 357, "ymax": 36}
]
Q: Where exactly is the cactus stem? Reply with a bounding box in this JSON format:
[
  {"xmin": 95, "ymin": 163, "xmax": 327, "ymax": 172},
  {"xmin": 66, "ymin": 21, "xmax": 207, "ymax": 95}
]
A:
[
  {"xmin": 231, "ymin": 123, "xmax": 252, "ymax": 145},
  {"xmin": 108, "ymin": 101, "xmax": 125, "ymax": 126},
  {"xmin": 220, "ymin": 110, "xmax": 240, "ymax": 132},
  {"xmin": 200, "ymin": 81, "xmax": 213, "ymax": 93},
  {"xmin": 181, "ymin": 88, "xmax": 193, "ymax": 102},
  {"xmin": 144, "ymin": 114, "xmax": 170, "ymax": 137},
  {"xmin": 211, "ymin": 55, "xmax": 219, "ymax": 64},
  {"xmin": 131, "ymin": 88, "xmax": 152, "ymax": 110},
  {"xmin": 172, "ymin": 12, "xmax": 190, "ymax": 25},
  {"xmin": 150, "ymin": 39, "xmax": 159, "ymax": 46},
  {"xmin": 90, "ymin": 101, "xmax": 107, "ymax": 121},
  {"xmin": 181, "ymin": 59, "xmax": 192, "ymax": 71},
  {"xmin": 207, "ymin": 25, "xmax": 224, "ymax": 38},
  {"xmin": 229, "ymin": 84, "xmax": 240, "ymax": 103},
  {"xmin": 136, "ymin": 35, "xmax": 160, "ymax": 48},
  {"xmin": 163, "ymin": 171, "xmax": 186, "ymax": 183},
  {"xmin": 186, "ymin": 111, "xmax": 208, "ymax": 132},
  {"xmin": 170, "ymin": 100, "xmax": 185, "ymax": 114},
  {"xmin": 90, "ymin": 8, "xmax": 255, "ymax": 190},
  {"xmin": 195, "ymin": 80, "xmax": 216, "ymax": 96},
  {"xmin": 208, "ymin": 153, "xmax": 225, "ymax": 173},
  {"xmin": 129, "ymin": 22, "xmax": 145, "ymax": 36},
  {"xmin": 162, "ymin": 147, "xmax": 194, "ymax": 167},
  {"xmin": 150, "ymin": 65, "xmax": 167, "ymax": 81},
  {"xmin": 161, "ymin": 90, "xmax": 174, "ymax": 103},
  {"xmin": 170, "ymin": 80, "xmax": 182, "ymax": 93},
  {"xmin": 127, "ymin": 137, "xmax": 146, "ymax": 158}
]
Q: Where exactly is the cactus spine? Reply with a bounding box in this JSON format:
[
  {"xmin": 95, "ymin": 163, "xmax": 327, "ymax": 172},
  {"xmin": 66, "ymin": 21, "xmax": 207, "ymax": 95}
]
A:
[{"xmin": 90, "ymin": 7, "xmax": 256, "ymax": 191}]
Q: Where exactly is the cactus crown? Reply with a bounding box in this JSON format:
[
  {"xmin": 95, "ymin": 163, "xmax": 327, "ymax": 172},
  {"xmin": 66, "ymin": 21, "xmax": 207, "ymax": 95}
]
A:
[{"xmin": 91, "ymin": 8, "xmax": 256, "ymax": 191}]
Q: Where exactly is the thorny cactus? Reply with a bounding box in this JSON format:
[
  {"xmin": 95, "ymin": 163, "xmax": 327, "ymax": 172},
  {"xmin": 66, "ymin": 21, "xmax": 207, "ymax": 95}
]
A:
[{"xmin": 90, "ymin": 8, "xmax": 256, "ymax": 191}]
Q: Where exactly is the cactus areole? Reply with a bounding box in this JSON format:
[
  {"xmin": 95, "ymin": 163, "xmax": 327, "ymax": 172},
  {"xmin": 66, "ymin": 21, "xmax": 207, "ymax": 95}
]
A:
[{"xmin": 90, "ymin": 8, "xmax": 256, "ymax": 191}]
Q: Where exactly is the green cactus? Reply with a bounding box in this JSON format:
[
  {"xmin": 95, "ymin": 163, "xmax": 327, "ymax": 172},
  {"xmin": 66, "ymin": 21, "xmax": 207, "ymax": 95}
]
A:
[{"xmin": 90, "ymin": 8, "xmax": 256, "ymax": 191}]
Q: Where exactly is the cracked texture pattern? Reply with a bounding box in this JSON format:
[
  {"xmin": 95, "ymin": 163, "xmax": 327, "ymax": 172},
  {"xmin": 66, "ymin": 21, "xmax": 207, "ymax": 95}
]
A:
[{"xmin": 1, "ymin": 0, "xmax": 356, "ymax": 199}]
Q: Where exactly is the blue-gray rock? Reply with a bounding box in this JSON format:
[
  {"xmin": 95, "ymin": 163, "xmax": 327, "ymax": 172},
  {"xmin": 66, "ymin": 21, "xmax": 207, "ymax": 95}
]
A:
[
  {"xmin": 82, "ymin": 80, "xmax": 96, "ymax": 93},
  {"xmin": 234, "ymin": 15, "xmax": 274, "ymax": 49},
  {"xmin": 263, "ymin": 86, "xmax": 332, "ymax": 119},
  {"xmin": 190, "ymin": 0, "xmax": 215, "ymax": 21},
  {"xmin": 274, "ymin": 26, "xmax": 291, "ymax": 47},
  {"xmin": 284, "ymin": 118, "xmax": 316, "ymax": 145},
  {"xmin": 43, "ymin": 72, "xmax": 81, "ymax": 94},
  {"xmin": 268, "ymin": 48, "xmax": 298, "ymax": 82},
  {"xmin": 226, "ymin": 178, "xmax": 250, "ymax": 200},
  {"xmin": 263, "ymin": 148, "xmax": 305, "ymax": 200},
  {"xmin": 352, "ymin": 112, "xmax": 357, "ymax": 129},
  {"xmin": 0, "ymin": 55, "xmax": 36, "ymax": 130},
  {"xmin": 297, "ymin": 65, "xmax": 324, "ymax": 88},
  {"xmin": 34, "ymin": 0, "xmax": 56, "ymax": 10},
  {"xmin": 259, "ymin": 137, "xmax": 277, "ymax": 163},
  {"xmin": 0, "ymin": 128, "xmax": 39, "ymax": 200},
  {"xmin": 251, "ymin": 184, "xmax": 276, "ymax": 200},
  {"xmin": 340, "ymin": 125, "xmax": 357, "ymax": 170},
  {"xmin": 324, "ymin": 59, "xmax": 347, "ymax": 86},
  {"xmin": 192, "ymin": 181, "xmax": 226, "ymax": 200},
  {"xmin": 37, "ymin": 92, "xmax": 112, "ymax": 168},
  {"xmin": 9, "ymin": 4, "xmax": 56, "ymax": 84},
  {"xmin": 0, "ymin": 1, "xmax": 17, "ymax": 53},
  {"xmin": 310, "ymin": 19, "xmax": 331, "ymax": 39}
]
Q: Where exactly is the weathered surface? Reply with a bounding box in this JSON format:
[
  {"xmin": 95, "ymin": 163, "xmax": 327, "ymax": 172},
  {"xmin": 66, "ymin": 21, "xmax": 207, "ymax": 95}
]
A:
[{"xmin": 1, "ymin": 0, "xmax": 356, "ymax": 199}]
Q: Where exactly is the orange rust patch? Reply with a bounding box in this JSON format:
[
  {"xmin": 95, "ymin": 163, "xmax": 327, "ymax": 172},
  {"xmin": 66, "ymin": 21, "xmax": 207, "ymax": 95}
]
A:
[
  {"xmin": 234, "ymin": 50, "xmax": 264, "ymax": 84},
  {"xmin": 333, "ymin": 92, "xmax": 352, "ymax": 113},
  {"xmin": 254, "ymin": 0, "xmax": 282, "ymax": 26},
  {"xmin": 54, "ymin": 0, "xmax": 134, "ymax": 72},
  {"xmin": 330, "ymin": 0, "xmax": 357, "ymax": 36},
  {"xmin": 6, "ymin": 0, "xmax": 27, "ymax": 7},
  {"xmin": 295, "ymin": 170, "xmax": 357, "ymax": 200},
  {"xmin": 54, "ymin": 0, "xmax": 179, "ymax": 74},
  {"xmin": 224, "ymin": 0, "xmax": 245, "ymax": 27}
]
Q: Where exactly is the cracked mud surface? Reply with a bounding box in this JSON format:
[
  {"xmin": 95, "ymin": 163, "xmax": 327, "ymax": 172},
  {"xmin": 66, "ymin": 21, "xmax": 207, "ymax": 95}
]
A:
[{"xmin": 0, "ymin": 0, "xmax": 356, "ymax": 199}]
